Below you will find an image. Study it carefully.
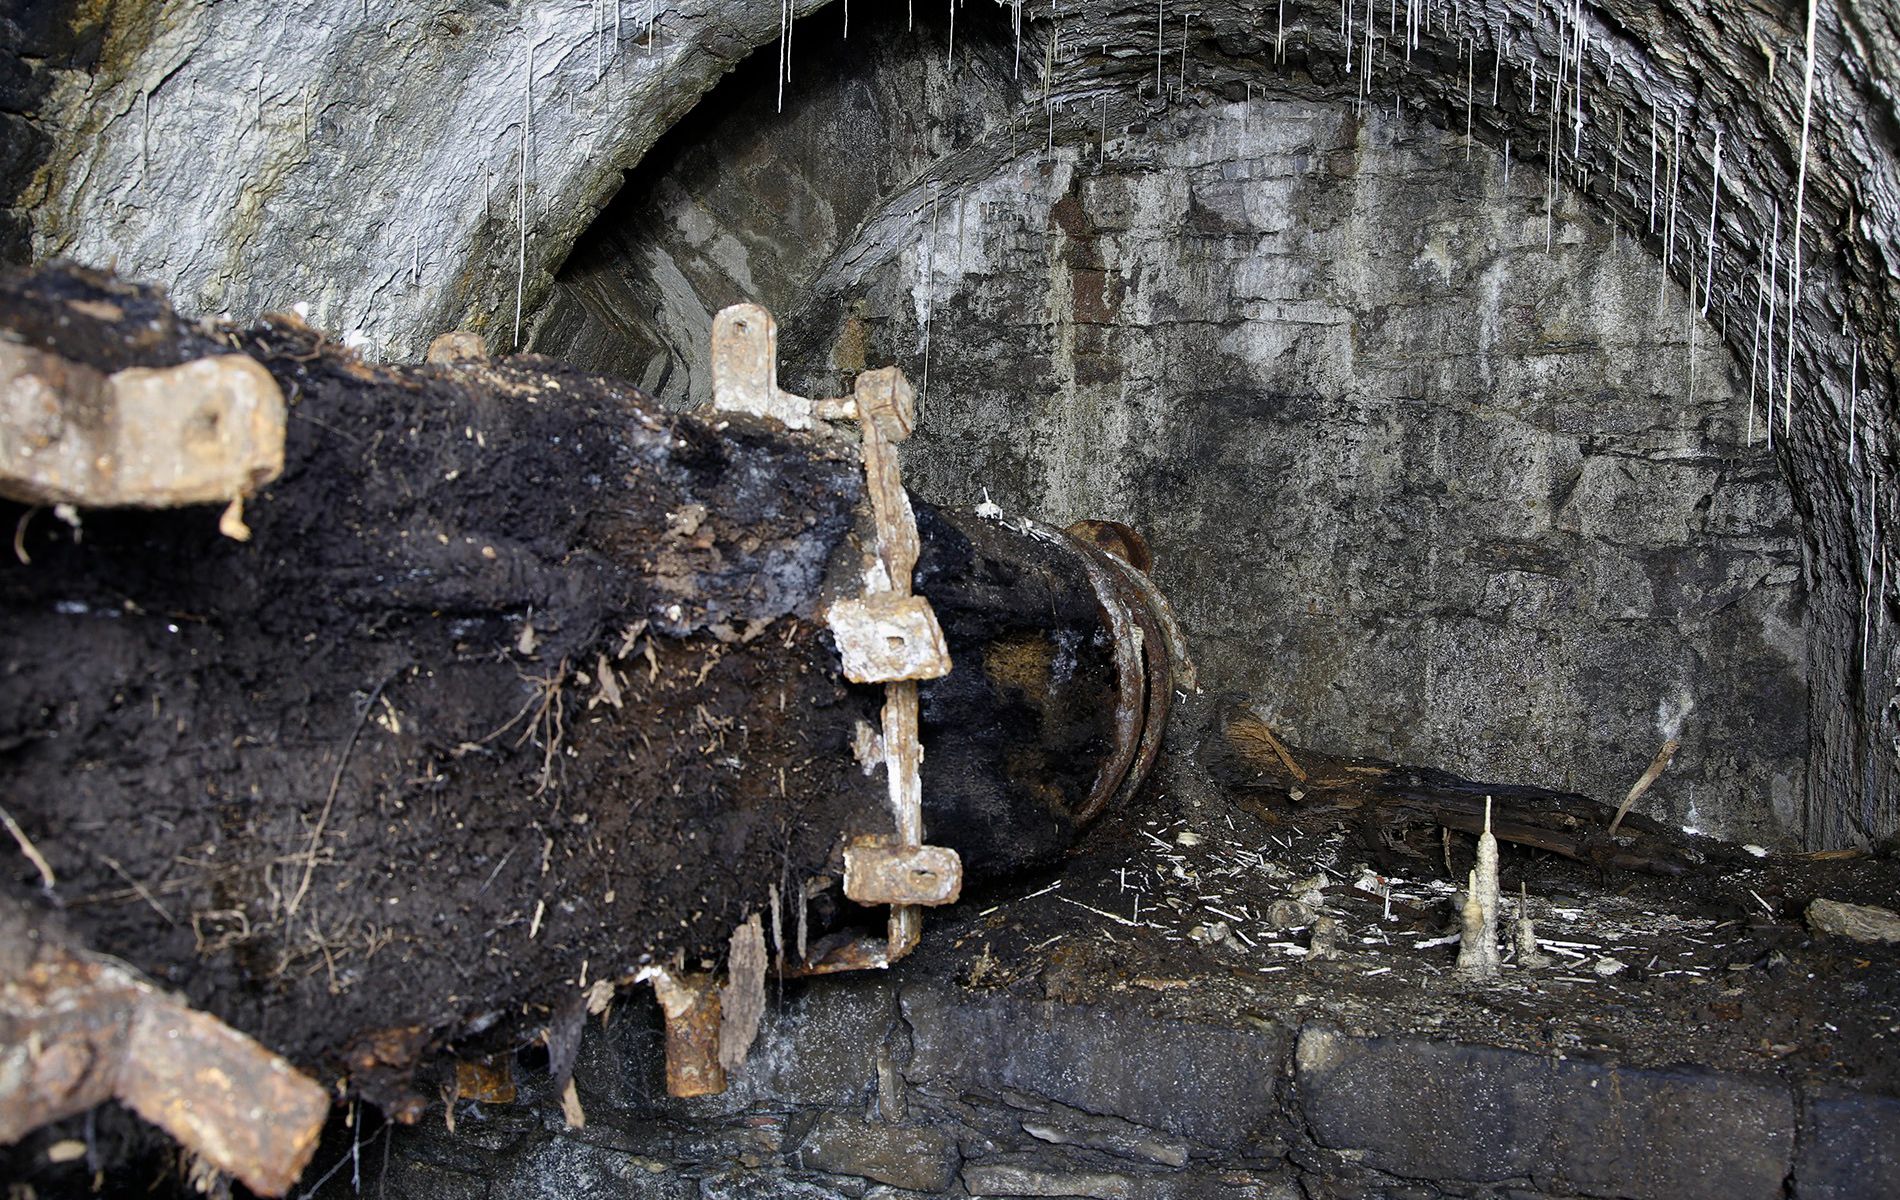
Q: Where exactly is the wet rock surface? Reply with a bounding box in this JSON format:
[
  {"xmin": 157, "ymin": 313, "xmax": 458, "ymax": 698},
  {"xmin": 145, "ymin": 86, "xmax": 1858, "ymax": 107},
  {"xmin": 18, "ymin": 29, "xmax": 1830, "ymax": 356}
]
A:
[{"xmin": 538, "ymin": 13, "xmax": 1806, "ymax": 847}]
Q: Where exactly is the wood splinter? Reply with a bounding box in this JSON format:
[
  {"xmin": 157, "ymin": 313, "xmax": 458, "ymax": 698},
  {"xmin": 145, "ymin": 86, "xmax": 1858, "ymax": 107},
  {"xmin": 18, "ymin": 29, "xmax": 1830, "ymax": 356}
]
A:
[{"xmin": 1607, "ymin": 738, "xmax": 1681, "ymax": 836}]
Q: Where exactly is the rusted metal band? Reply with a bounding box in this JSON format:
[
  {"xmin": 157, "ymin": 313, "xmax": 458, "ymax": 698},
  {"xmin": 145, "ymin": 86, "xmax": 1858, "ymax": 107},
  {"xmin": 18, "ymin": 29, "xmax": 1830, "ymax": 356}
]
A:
[
  {"xmin": 1023, "ymin": 520, "xmax": 1186, "ymax": 825},
  {"xmin": 1022, "ymin": 521, "xmax": 1148, "ymax": 825},
  {"xmin": 1094, "ymin": 547, "xmax": 1197, "ymax": 695}
]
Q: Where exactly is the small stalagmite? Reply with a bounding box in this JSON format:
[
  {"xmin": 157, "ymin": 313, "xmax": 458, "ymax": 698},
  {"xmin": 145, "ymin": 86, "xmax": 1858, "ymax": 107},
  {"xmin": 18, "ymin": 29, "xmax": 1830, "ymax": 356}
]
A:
[{"xmin": 1456, "ymin": 796, "xmax": 1502, "ymax": 979}]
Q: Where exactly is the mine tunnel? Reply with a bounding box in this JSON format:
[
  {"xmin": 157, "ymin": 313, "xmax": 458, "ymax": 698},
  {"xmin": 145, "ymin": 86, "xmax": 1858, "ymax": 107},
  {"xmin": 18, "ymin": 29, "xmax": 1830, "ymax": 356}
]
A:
[{"xmin": 1, "ymin": 0, "xmax": 1898, "ymax": 1196}]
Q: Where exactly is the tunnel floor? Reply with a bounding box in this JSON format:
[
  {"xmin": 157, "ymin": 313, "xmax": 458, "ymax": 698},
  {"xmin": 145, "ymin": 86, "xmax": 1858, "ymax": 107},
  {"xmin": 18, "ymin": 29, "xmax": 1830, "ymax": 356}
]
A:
[{"xmin": 303, "ymin": 693, "xmax": 1900, "ymax": 1198}]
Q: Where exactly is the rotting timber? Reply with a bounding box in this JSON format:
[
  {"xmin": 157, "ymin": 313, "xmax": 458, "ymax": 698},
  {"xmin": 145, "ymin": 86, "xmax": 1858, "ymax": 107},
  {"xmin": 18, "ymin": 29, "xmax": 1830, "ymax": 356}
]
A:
[{"xmin": 0, "ymin": 265, "xmax": 1185, "ymax": 1189}]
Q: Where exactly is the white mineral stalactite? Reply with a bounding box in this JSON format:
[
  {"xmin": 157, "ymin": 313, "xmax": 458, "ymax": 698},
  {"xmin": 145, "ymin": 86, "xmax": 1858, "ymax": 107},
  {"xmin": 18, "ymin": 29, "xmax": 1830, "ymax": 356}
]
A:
[
  {"xmin": 1849, "ymin": 341, "xmax": 1860, "ymax": 464},
  {"xmin": 514, "ymin": 31, "xmax": 533, "ymax": 350},
  {"xmin": 1765, "ymin": 202, "xmax": 1781, "ymax": 448},
  {"xmin": 1748, "ymin": 261, "xmax": 1765, "ymax": 444},
  {"xmin": 1702, "ymin": 130, "xmax": 1721, "ymax": 316},
  {"xmin": 1865, "ymin": 478, "xmax": 1879, "ymax": 677},
  {"xmin": 1156, "ymin": 0, "xmax": 1165, "ymax": 93},
  {"xmin": 1785, "ymin": 0, "xmax": 1820, "ymax": 435}
]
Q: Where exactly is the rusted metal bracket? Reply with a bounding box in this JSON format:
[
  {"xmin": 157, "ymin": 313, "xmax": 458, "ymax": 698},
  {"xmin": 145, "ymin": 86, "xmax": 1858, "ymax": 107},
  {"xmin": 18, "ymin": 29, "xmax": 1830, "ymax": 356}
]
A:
[
  {"xmin": 645, "ymin": 307, "xmax": 963, "ymax": 1097},
  {"xmin": 707, "ymin": 304, "xmax": 961, "ymax": 968},
  {"xmin": 714, "ymin": 307, "xmax": 965, "ymax": 964},
  {"xmin": 0, "ymin": 900, "xmax": 328, "ymax": 1197}
]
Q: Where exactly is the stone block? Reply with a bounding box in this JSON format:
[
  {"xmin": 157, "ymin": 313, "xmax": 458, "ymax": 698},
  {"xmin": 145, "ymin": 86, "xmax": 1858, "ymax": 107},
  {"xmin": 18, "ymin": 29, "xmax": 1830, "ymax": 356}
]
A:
[
  {"xmin": 962, "ymin": 1158, "xmax": 1139, "ymax": 1199},
  {"xmin": 1295, "ymin": 1026, "xmax": 1793, "ymax": 1199},
  {"xmin": 795, "ymin": 1109, "xmax": 958, "ymax": 1193},
  {"xmin": 1795, "ymin": 1086, "xmax": 1900, "ymax": 1199},
  {"xmin": 901, "ymin": 982, "xmax": 1284, "ymax": 1152}
]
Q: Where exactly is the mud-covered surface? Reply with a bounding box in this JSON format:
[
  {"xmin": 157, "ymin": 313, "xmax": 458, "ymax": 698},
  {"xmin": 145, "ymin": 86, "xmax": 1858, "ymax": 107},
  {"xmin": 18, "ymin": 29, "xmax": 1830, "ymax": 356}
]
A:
[
  {"xmin": 0, "ymin": 265, "xmax": 885, "ymax": 1096},
  {"xmin": 0, "ymin": 265, "xmax": 1151, "ymax": 1195},
  {"xmin": 922, "ymin": 695, "xmax": 1900, "ymax": 1096}
]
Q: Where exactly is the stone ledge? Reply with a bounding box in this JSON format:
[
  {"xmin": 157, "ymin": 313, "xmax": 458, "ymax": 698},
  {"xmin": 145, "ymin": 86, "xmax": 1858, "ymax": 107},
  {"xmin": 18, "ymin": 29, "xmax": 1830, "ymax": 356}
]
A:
[
  {"xmin": 901, "ymin": 980, "xmax": 1287, "ymax": 1153},
  {"xmin": 1795, "ymin": 1085, "xmax": 1900, "ymax": 1200},
  {"xmin": 1295, "ymin": 1025, "xmax": 1795, "ymax": 1199}
]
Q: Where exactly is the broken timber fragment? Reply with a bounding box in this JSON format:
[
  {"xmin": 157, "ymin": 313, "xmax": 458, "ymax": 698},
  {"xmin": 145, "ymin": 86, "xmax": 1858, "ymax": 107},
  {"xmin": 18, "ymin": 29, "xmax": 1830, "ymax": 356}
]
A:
[
  {"xmin": 646, "ymin": 968, "xmax": 726, "ymax": 1099},
  {"xmin": 0, "ymin": 265, "xmax": 1184, "ymax": 1167},
  {"xmin": 1805, "ymin": 898, "xmax": 1900, "ymax": 944},
  {"xmin": 1213, "ymin": 707, "xmax": 1706, "ymax": 876}
]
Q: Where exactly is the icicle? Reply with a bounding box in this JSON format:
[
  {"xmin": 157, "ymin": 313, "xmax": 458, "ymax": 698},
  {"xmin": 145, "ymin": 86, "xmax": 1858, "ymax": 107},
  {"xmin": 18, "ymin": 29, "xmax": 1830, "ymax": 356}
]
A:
[
  {"xmin": 1880, "ymin": 546, "xmax": 1890, "ymax": 663},
  {"xmin": 844, "ymin": 0, "xmax": 849, "ymax": 38},
  {"xmin": 1572, "ymin": 2, "xmax": 1585, "ymax": 161},
  {"xmin": 1157, "ymin": 0, "xmax": 1165, "ymax": 93},
  {"xmin": 1849, "ymin": 341, "xmax": 1860, "ymax": 464},
  {"xmin": 1179, "ymin": 11, "xmax": 1188, "ymax": 94},
  {"xmin": 1687, "ymin": 259, "xmax": 1699, "ymax": 404},
  {"xmin": 1866, "ymin": 478, "xmax": 1879, "ymax": 678},
  {"xmin": 1702, "ymin": 130, "xmax": 1721, "ymax": 316},
  {"xmin": 921, "ymin": 195, "xmax": 938, "ymax": 410},
  {"xmin": 1648, "ymin": 108, "xmax": 1657, "ymax": 232},
  {"xmin": 1785, "ymin": 0, "xmax": 1819, "ymax": 433},
  {"xmin": 1528, "ymin": 65, "xmax": 1536, "ymax": 110},
  {"xmin": 777, "ymin": 0, "xmax": 788, "ymax": 113},
  {"xmin": 1391, "ymin": 0, "xmax": 1398, "ymax": 36},
  {"xmin": 1554, "ymin": 0, "xmax": 1568, "ymax": 119},
  {"xmin": 955, "ymin": 186, "xmax": 966, "ymax": 272},
  {"xmin": 1765, "ymin": 203, "xmax": 1780, "ymax": 450},
  {"xmin": 646, "ymin": 0, "xmax": 654, "ymax": 53},
  {"xmin": 947, "ymin": 0, "xmax": 954, "ymax": 68},
  {"xmin": 614, "ymin": 0, "xmax": 621, "ymax": 50},
  {"xmin": 1099, "ymin": 95, "xmax": 1107, "ymax": 165},
  {"xmin": 1276, "ymin": 0, "xmax": 1286, "ymax": 62},
  {"xmin": 1492, "ymin": 34, "xmax": 1501, "ymax": 105},
  {"xmin": 1464, "ymin": 41, "xmax": 1474, "ymax": 160},
  {"xmin": 1503, "ymin": 136, "xmax": 1511, "ymax": 185},
  {"xmin": 1665, "ymin": 115, "xmax": 1680, "ymax": 271},
  {"xmin": 1362, "ymin": 2, "xmax": 1373, "ymax": 102},
  {"xmin": 1611, "ymin": 109, "xmax": 1622, "ymax": 196},
  {"xmin": 1545, "ymin": 125, "xmax": 1557, "ymax": 250},
  {"xmin": 1345, "ymin": 0, "xmax": 1353, "ymax": 74},
  {"xmin": 1747, "ymin": 261, "xmax": 1765, "ymax": 445},
  {"xmin": 514, "ymin": 32, "xmax": 532, "ymax": 352},
  {"xmin": 1013, "ymin": 0, "xmax": 1022, "ymax": 76}
]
